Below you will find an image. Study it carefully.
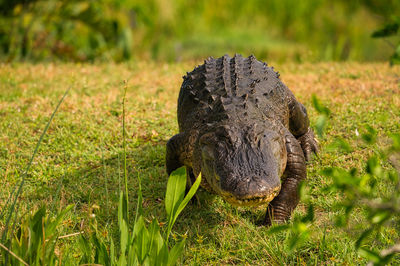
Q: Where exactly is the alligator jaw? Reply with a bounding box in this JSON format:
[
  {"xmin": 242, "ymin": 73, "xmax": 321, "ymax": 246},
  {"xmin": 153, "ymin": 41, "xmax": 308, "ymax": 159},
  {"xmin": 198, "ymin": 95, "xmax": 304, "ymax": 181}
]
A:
[{"xmin": 222, "ymin": 186, "xmax": 281, "ymax": 207}]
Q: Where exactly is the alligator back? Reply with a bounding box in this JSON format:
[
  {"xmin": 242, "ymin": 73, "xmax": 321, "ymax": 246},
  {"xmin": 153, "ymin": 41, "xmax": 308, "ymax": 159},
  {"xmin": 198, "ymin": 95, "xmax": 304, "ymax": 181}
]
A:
[{"xmin": 177, "ymin": 54, "xmax": 290, "ymax": 132}]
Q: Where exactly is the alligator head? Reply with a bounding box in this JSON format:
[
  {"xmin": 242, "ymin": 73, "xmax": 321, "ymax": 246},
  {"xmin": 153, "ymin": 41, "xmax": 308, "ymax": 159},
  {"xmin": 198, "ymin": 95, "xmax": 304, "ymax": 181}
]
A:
[{"xmin": 194, "ymin": 123, "xmax": 287, "ymax": 206}]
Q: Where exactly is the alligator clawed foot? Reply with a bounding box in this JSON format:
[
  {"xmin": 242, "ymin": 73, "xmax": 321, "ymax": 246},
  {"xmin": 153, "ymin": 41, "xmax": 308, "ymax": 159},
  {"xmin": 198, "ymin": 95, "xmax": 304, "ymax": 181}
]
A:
[
  {"xmin": 263, "ymin": 205, "xmax": 289, "ymax": 227},
  {"xmin": 298, "ymin": 128, "xmax": 319, "ymax": 162}
]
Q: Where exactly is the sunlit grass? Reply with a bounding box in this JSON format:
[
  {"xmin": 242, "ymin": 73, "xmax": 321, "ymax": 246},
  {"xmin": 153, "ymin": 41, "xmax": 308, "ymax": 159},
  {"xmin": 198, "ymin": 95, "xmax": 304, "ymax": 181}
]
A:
[{"xmin": 0, "ymin": 61, "xmax": 399, "ymax": 264}]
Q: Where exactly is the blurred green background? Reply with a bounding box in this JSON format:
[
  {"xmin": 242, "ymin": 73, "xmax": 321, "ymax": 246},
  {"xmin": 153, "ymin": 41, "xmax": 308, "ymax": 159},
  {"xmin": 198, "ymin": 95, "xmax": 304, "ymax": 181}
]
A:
[{"xmin": 0, "ymin": 0, "xmax": 399, "ymax": 62}]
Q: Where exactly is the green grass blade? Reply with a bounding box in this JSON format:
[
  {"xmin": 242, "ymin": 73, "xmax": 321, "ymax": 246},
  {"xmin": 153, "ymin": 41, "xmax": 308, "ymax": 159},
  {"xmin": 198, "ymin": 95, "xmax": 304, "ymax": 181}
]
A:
[
  {"xmin": 101, "ymin": 148, "xmax": 109, "ymax": 217},
  {"xmin": 122, "ymin": 81, "xmax": 129, "ymax": 211}
]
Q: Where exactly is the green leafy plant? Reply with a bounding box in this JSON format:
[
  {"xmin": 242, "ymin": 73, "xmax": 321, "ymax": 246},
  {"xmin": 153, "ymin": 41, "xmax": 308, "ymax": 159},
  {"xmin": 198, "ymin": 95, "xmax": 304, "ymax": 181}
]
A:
[
  {"xmin": 77, "ymin": 85, "xmax": 201, "ymax": 265},
  {"xmin": 271, "ymin": 95, "xmax": 400, "ymax": 264},
  {"xmin": 372, "ymin": 16, "xmax": 400, "ymax": 65},
  {"xmin": 1, "ymin": 205, "xmax": 73, "ymax": 265},
  {"xmin": 78, "ymin": 168, "xmax": 201, "ymax": 265},
  {"xmin": 1, "ymin": 1, "xmax": 400, "ymax": 62},
  {"xmin": 324, "ymin": 132, "xmax": 400, "ymax": 265}
]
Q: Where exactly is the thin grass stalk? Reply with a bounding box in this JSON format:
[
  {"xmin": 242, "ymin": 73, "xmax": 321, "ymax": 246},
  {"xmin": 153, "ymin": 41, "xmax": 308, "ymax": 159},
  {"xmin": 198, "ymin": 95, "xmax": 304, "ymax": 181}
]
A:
[
  {"xmin": 118, "ymin": 152, "xmax": 121, "ymax": 192},
  {"xmin": 122, "ymin": 80, "xmax": 129, "ymax": 217},
  {"xmin": 134, "ymin": 172, "xmax": 142, "ymax": 225},
  {"xmin": 42, "ymin": 216, "xmax": 46, "ymax": 263},
  {"xmin": 0, "ymin": 243, "xmax": 29, "ymax": 266},
  {"xmin": 3, "ymin": 201, "xmax": 19, "ymax": 264},
  {"xmin": 101, "ymin": 148, "xmax": 109, "ymax": 217},
  {"xmin": 1, "ymin": 88, "xmax": 70, "ymax": 243}
]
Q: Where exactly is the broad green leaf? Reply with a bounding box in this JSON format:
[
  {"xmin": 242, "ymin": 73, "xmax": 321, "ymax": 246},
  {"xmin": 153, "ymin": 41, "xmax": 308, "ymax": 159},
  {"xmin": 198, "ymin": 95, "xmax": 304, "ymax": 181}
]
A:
[
  {"xmin": 167, "ymin": 173, "xmax": 202, "ymax": 239},
  {"xmin": 174, "ymin": 173, "xmax": 202, "ymax": 221},
  {"xmin": 371, "ymin": 211, "xmax": 391, "ymax": 225},
  {"xmin": 148, "ymin": 220, "xmax": 165, "ymax": 266},
  {"xmin": 120, "ymin": 219, "xmax": 129, "ymax": 255},
  {"xmin": 334, "ymin": 214, "xmax": 348, "ymax": 227},
  {"xmin": 135, "ymin": 221, "xmax": 150, "ymax": 264},
  {"xmin": 366, "ymin": 156, "xmax": 381, "ymax": 177},
  {"xmin": 165, "ymin": 167, "xmax": 187, "ymax": 217},
  {"xmin": 312, "ymin": 94, "xmax": 331, "ymax": 115},
  {"xmin": 117, "ymin": 254, "xmax": 127, "ymax": 266},
  {"xmin": 358, "ymin": 247, "xmax": 382, "ymax": 263},
  {"xmin": 298, "ymin": 181, "xmax": 310, "ymax": 202},
  {"xmin": 361, "ymin": 125, "xmax": 377, "ymax": 144},
  {"xmin": 148, "ymin": 219, "xmax": 163, "ymax": 255},
  {"xmin": 127, "ymin": 243, "xmax": 138, "ymax": 266},
  {"xmin": 355, "ymin": 228, "xmax": 373, "ymax": 249},
  {"xmin": 110, "ymin": 238, "xmax": 115, "ymax": 264},
  {"xmin": 167, "ymin": 239, "xmax": 186, "ymax": 266},
  {"xmin": 331, "ymin": 138, "xmax": 352, "ymax": 153},
  {"xmin": 133, "ymin": 216, "xmax": 145, "ymax": 238},
  {"xmin": 157, "ymin": 243, "xmax": 169, "ymax": 266},
  {"xmin": 32, "ymin": 207, "xmax": 46, "ymax": 230},
  {"xmin": 31, "ymin": 207, "xmax": 46, "ymax": 253},
  {"xmin": 389, "ymin": 133, "xmax": 400, "ymax": 151},
  {"xmin": 315, "ymin": 115, "xmax": 328, "ymax": 137},
  {"xmin": 390, "ymin": 48, "xmax": 400, "ymax": 65},
  {"xmin": 372, "ymin": 22, "xmax": 399, "ymax": 38}
]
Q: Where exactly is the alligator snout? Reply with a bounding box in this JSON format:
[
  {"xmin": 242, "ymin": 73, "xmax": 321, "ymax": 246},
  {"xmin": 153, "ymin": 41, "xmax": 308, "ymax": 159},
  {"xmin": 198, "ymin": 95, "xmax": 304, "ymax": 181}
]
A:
[{"xmin": 220, "ymin": 175, "xmax": 281, "ymax": 206}]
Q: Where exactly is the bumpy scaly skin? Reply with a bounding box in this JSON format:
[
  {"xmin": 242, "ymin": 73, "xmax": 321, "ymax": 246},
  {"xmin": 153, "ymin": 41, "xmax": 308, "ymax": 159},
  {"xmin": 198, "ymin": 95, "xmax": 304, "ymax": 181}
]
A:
[{"xmin": 166, "ymin": 54, "xmax": 318, "ymax": 225}]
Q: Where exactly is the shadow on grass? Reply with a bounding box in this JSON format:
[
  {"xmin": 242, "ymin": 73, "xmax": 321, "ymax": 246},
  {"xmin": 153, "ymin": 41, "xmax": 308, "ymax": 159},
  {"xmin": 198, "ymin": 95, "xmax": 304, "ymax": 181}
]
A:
[{"xmin": 44, "ymin": 140, "xmax": 225, "ymax": 242}]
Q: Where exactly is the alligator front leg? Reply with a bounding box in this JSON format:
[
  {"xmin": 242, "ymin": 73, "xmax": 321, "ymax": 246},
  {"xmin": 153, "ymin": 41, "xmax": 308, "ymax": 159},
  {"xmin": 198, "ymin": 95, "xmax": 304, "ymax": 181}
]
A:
[
  {"xmin": 166, "ymin": 133, "xmax": 189, "ymax": 175},
  {"xmin": 287, "ymin": 95, "xmax": 318, "ymax": 161},
  {"xmin": 264, "ymin": 133, "xmax": 306, "ymax": 225}
]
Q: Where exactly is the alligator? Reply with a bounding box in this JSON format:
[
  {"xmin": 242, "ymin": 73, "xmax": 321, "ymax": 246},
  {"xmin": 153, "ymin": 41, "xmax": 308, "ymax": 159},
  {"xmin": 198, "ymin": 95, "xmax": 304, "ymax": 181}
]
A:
[{"xmin": 166, "ymin": 54, "xmax": 318, "ymax": 225}]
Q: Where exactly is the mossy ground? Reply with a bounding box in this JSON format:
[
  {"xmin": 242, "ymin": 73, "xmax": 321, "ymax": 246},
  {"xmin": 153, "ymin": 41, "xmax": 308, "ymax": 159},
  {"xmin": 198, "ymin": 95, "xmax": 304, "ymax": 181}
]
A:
[{"xmin": 0, "ymin": 62, "xmax": 399, "ymax": 264}]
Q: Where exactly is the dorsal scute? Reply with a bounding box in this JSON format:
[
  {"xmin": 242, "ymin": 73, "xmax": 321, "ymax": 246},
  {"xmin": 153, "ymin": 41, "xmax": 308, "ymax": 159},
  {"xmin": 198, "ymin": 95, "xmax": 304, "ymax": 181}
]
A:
[{"xmin": 185, "ymin": 54, "xmax": 281, "ymax": 118}]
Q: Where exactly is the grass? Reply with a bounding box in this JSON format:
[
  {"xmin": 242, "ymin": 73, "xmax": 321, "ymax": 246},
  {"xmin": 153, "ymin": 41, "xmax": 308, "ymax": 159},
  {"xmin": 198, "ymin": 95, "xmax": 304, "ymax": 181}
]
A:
[{"xmin": 0, "ymin": 61, "xmax": 399, "ymax": 264}]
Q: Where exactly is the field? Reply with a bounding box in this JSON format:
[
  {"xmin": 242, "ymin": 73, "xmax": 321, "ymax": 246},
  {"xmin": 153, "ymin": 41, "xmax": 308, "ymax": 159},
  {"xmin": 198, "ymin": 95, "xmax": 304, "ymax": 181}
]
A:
[{"xmin": 1, "ymin": 61, "xmax": 400, "ymax": 264}]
